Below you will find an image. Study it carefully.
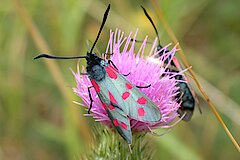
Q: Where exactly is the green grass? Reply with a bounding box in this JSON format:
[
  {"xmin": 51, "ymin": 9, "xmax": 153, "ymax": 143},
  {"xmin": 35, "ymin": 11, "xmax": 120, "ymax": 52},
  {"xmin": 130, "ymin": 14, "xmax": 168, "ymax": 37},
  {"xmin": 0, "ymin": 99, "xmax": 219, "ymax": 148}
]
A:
[{"xmin": 0, "ymin": 0, "xmax": 239, "ymax": 159}]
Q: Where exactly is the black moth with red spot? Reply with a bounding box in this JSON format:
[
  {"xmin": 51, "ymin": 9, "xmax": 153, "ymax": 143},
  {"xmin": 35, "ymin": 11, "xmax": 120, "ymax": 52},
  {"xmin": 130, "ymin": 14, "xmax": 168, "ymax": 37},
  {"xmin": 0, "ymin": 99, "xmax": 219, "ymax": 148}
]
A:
[
  {"xmin": 34, "ymin": 4, "xmax": 161, "ymax": 145},
  {"xmin": 141, "ymin": 6, "xmax": 200, "ymax": 121}
]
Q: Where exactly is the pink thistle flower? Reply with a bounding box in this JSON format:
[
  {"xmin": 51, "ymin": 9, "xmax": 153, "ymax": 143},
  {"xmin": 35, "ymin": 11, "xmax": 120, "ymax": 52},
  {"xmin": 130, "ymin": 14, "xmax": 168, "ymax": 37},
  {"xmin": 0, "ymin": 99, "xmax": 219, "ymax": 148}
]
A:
[{"xmin": 72, "ymin": 28, "xmax": 182, "ymax": 131}]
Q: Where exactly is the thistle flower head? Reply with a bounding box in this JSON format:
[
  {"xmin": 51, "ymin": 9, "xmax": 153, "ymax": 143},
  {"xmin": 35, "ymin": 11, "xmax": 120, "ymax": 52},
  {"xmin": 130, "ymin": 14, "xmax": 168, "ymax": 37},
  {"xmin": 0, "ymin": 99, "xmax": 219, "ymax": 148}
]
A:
[{"xmin": 73, "ymin": 28, "xmax": 182, "ymax": 131}]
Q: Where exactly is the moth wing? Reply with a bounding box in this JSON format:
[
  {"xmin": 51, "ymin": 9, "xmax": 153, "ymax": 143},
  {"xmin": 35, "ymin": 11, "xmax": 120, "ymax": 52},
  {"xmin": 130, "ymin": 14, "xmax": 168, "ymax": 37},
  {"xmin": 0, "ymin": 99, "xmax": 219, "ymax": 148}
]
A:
[
  {"xmin": 104, "ymin": 65, "xmax": 161, "ymax": 122},
  {"xmin": 124, "ymin": 84, "xmax": 161, "ymax": 122},
  {"xmin": 91, "ymin": 77, "xmax": 132, "ymax": 144},
  {"xmin": 106, "ymin": 105, "xmax": 132, "ymax": 144},
  {"xmin": 171, "ymin": 56, "xmax": 197, "ymax": 121}
]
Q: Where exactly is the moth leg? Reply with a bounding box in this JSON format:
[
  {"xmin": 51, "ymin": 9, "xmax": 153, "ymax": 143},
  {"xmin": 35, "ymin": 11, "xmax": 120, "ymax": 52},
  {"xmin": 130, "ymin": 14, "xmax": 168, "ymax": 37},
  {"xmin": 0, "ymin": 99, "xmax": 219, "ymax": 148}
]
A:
[
  {"xmin": 136, "ymin": 84, "xmax": 151, "ymax": 88},
  {"xmin": 104, "ymin": 53, "xmax": 113, "ymax": 56},
  {"xmin": 108, "ymin": 59, "xmax": 131, "ymax": 76},
  {"xmin": 102, "ymin": 52, "xmax": 113, "ymax": 59},
  {"xmin": 111, "ymin": 102, "xmax": 124, "ymax": 111},
  {"xmin": 87, "ymin": 86, "xmax": 94, "ymax": 114},
  {"xmin": 122, "ymin": 72, "xmax": 130, "ymax": 76},
  {"xmin": 108, "ymin": 60, "xmax": 119, "ymax": 71},
  {"xmin": 80, "ymin": 72, "xmax": 88, "ymax": 75},
  {"xmin": 108, "ymin": 60, "xmax": 118, "ymax": 70}
]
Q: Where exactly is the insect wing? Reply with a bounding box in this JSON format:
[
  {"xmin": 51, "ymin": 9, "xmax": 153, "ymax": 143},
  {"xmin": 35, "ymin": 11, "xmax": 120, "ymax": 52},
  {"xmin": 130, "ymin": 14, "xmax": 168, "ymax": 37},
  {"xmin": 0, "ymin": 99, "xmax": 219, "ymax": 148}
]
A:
[
  {"xmin": 141, "ymin": 5, "xmax": 196, "ymax": 121},
  {"xmin": 171, "ymin": 56, "xmax": 196, "ymax": 121},
  {"xmin": 106, "ymin": 106, "xmax": 132, "ymax": 144},
  {"xmin": 91, "ymin": 77, "xmax": 132, "ymax": 144},
  {"xmin": 90, "ymin": 64, "xmax": 161, "ymax": 144},
  {"xmin": 103, "ymin": 65, "xmax": 161, "ymax": 122},
  {"xmin": 172, "ymin": 56, "xmax": 196, "ymax": 106}
]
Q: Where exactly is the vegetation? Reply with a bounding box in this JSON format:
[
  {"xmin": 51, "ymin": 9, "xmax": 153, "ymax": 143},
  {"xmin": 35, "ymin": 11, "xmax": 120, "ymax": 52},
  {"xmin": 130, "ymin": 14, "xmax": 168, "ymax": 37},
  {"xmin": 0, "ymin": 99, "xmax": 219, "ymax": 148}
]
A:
[{"xmin": 0, "ymin": 0, "xmax": 239, "ymax": 159}]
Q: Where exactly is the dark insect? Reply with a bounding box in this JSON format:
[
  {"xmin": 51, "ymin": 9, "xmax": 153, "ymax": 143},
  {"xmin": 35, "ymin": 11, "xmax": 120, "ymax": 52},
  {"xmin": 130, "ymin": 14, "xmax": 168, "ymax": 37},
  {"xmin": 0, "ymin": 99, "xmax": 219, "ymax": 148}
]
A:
[
  {"xmin": 34, "ymin": 4, "xmax": 161, "ymax": 147},
  {"xmin": 141, "ymin": 6, "xmax": 198, "ymax": 121}
]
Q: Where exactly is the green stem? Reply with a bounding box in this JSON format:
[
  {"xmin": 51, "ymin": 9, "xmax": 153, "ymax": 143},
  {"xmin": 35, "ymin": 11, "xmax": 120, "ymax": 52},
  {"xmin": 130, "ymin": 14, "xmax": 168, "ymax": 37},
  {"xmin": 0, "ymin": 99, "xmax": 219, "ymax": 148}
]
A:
[{"xmin": 83, "ymin": 124, "xmax": 155, "ymax": 160}]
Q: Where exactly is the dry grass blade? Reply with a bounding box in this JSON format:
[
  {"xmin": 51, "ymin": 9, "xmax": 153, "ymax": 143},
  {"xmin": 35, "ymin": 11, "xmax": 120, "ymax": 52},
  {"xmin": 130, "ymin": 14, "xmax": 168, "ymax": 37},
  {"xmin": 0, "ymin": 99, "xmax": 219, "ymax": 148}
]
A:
[{"xmin": 150, "ymin": 0, "xmax": 240, "ymax": 152}]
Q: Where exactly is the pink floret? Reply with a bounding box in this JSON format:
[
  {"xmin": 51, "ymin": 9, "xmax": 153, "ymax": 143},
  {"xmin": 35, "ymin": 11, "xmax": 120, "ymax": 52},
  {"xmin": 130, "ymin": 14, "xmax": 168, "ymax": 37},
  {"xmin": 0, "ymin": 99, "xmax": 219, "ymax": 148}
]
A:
[{"xmin": 73, "ymin": 28, "xmax": 182, "ymax": 131}]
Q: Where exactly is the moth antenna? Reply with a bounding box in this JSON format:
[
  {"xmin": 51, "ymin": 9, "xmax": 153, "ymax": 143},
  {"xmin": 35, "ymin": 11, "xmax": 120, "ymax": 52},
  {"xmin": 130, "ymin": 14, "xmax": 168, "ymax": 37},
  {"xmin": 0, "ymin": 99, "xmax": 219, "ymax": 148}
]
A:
[
  {"xmin": 34, "ymin": 53, "xmax": 87, "ymax": 60},
  {"xmin": 87, "ymin": 40, "xmax": 101, "ymax": 55},
  {"xmin": 90, "ymin": 4, "xmax": 110, "ymax": 53},
  {"xmin": 141, "ymin": 6, "xmax": 161, "ymax": 46}
]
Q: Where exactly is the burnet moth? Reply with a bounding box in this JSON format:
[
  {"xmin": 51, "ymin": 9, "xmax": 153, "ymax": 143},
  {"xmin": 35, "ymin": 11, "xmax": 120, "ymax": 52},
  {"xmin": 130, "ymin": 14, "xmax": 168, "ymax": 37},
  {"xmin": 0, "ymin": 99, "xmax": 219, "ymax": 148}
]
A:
[
  {"xmin": 141, "ymin": 6, "xmax": 198, "ymax": 121},
  {"xmin": 34, "ymin": 4, "xmax": 161, "ymax": 146}
]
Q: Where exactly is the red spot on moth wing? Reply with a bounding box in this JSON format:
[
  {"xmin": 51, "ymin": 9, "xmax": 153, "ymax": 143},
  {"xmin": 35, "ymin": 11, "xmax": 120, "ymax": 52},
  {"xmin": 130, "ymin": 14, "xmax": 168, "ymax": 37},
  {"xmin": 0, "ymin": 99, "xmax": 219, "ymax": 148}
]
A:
[
  {"xmin": 172, "ymin": 56, "xmax": 181, "ymax": 68},
  {"xmin": 121, "ymin": 122, "xmax": 128, "ymax": 130},
  {"xmin": 137, "ymin": 97, "xmax": 147, "ymax": 105},
  {"xmin": 138, "ymin": 108, "xmax": 145, "ymax": 117},
  {"xmin": 108, "ymin": 91, "xmax": 118, "ymax": 104},
  {"xmin": 109, "ymin": 104, "xmax": 115, "ymax": 110},
  {"xmin": 91, "ymin": 79, "xmax": 100, "ymax": 93},
  {"xmin": 122, "ymin": 92, "xmax": 130, "ymax": 100},
  {"xmin": 102, "ymin": 103, "xmax": 108, "ymax": 110},
  {"xmin": 105, "ymin": 66, "xmax": 118, "ymax": 79},
  {"xmin": 113, "ymin": 119, "xmax": 119, "ymax": 126},
  {"xmin": 125, "ymin": 82, "xmax": 133, "ymax": 90}
]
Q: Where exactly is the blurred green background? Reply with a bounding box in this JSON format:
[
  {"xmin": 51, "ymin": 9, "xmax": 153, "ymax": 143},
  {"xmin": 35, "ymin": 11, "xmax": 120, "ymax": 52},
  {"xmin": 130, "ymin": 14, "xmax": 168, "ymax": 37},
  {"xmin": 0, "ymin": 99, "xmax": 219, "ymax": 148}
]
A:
[{"xmin": 0, "ymin": 0, "xmax": 239, "ymax": 159}]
